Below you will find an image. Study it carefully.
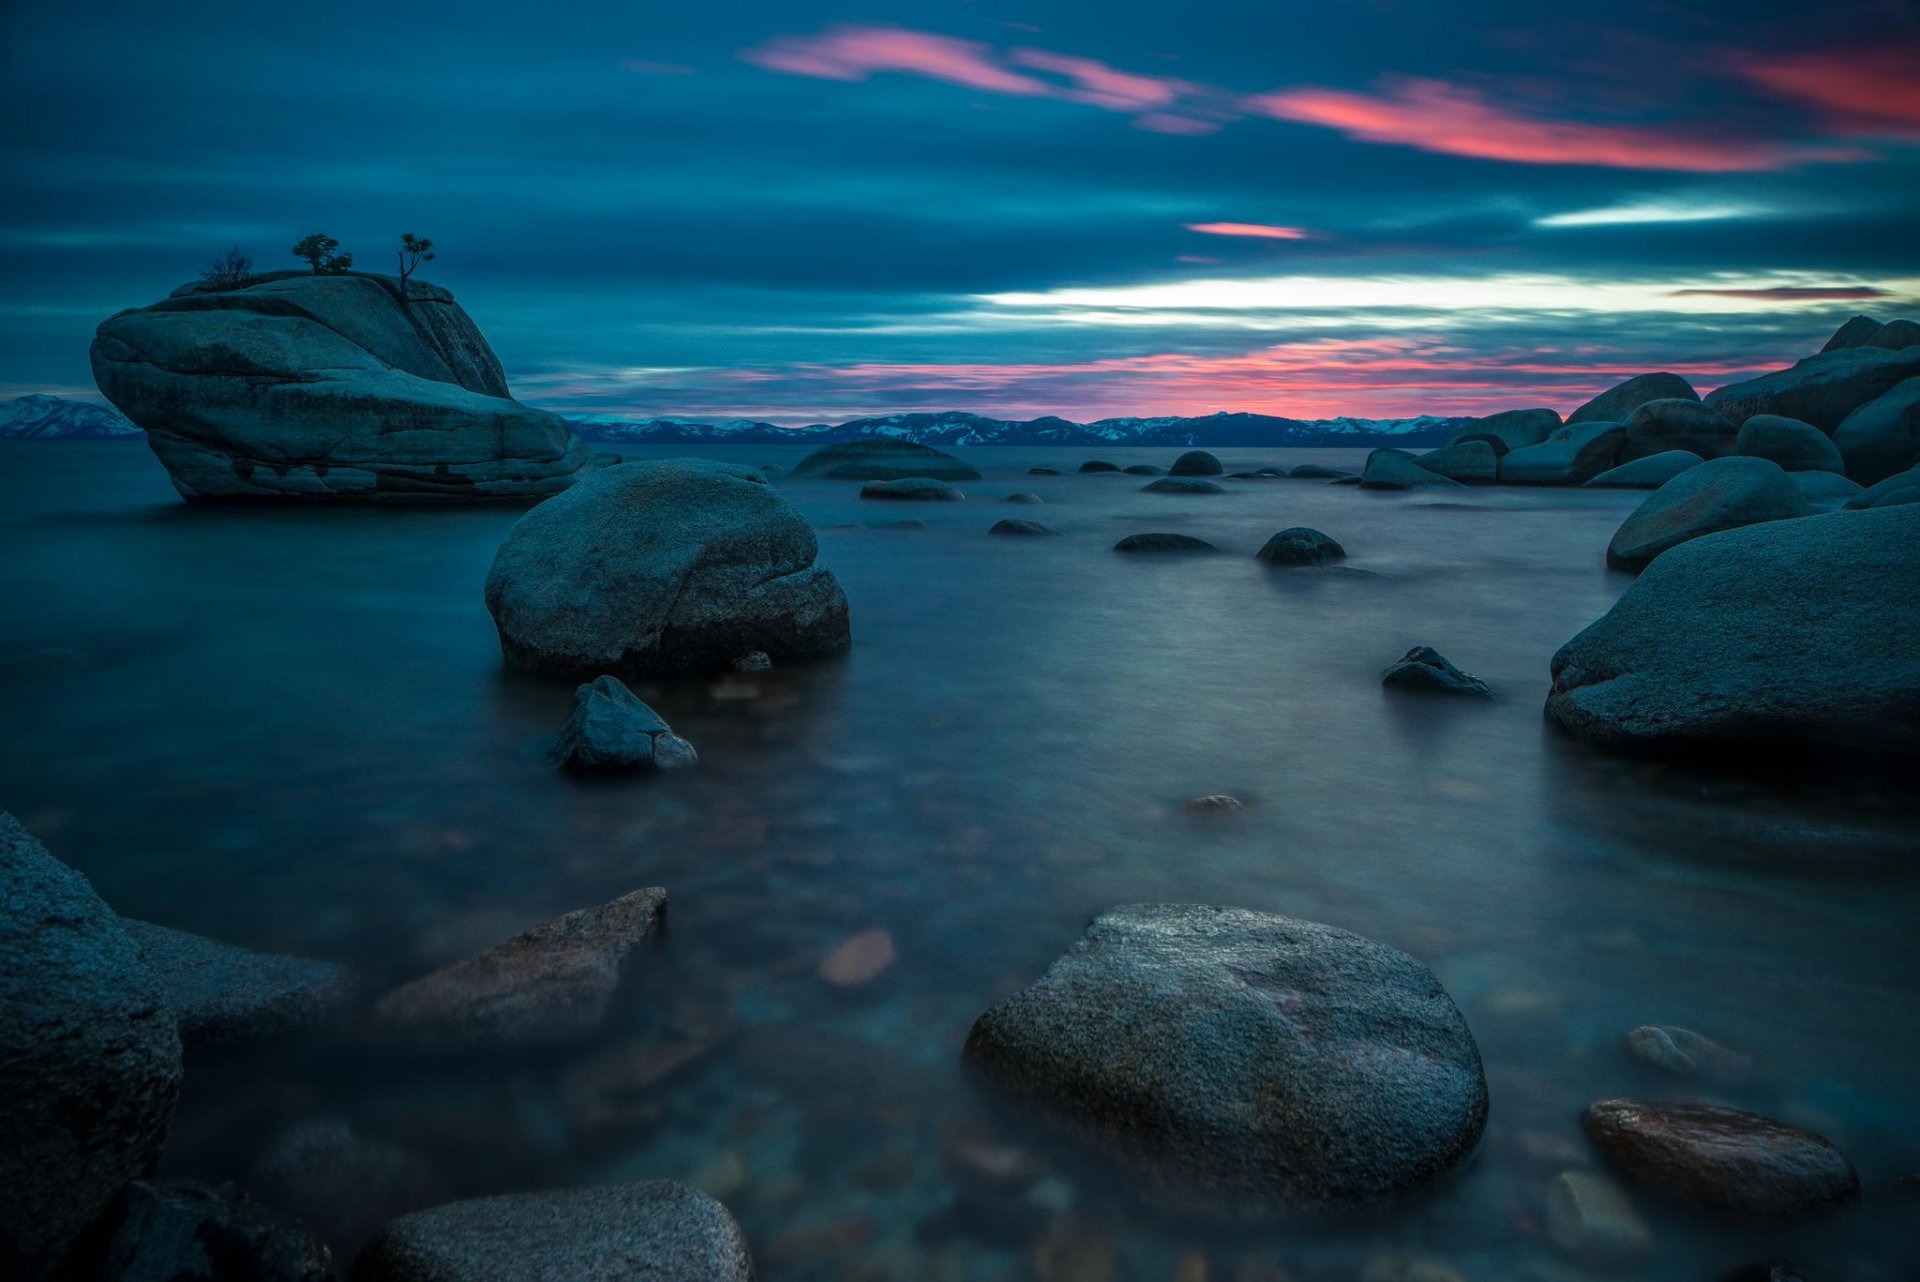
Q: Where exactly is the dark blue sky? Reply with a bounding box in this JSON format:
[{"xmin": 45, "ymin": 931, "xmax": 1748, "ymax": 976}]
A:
[{"xmin": 4, "ymin": 0, "xmax": 1916, "ymax": 422}]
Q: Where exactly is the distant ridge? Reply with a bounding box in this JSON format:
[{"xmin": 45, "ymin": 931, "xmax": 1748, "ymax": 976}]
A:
[
  {"xmin": 565, "ymin": 408, "xmax": 1470, "ymax": 448},
  {"xmin": 0, "ymin": 394, "xmax": 139, "ymax": 440}
]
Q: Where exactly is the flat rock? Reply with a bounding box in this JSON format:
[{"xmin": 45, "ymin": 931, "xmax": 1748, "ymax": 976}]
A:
[
  {"xmin": 1141, "ymin": 477, "xmax": 1228, "ymax": 494},
  {"xmin": 859, "ymin": 477, "xmax": 964, "ymax": 501},
  {"xmin": 1619, "ymin": 398, "xmax": 1737, "ymax": 463},
  {"xmin": 1548, "ymin": 505, "xmax": 1920, "ymax": 754},
  {"xmin": 1584, "ymin": 450, "xmax": 1703, "ymax": 488},
  {"xmin": 1360, "ymin": 451, "xmax": 1463, "ymax": 490},
  {"xmin": 485, "ymin": 459, "xmax": 849, "ymax": 678},
  {"xmin": 551, "ymin": 676, "xmax": 697, "ymax": 772},
  {"xmin": 1623, "ymin": 1025, "xmax": 1757, "ymax": 1084},
  {"xmin": 790, "ymin": 438, "xmax": 979, "ymax": 481},
  {"xmin": 963, "ymin": 904, "xmax": 1488, "ymax": 1209},
  {"xmin": 1497, "ymin": 421, "xmax": 1624, "ymax": 485},
  {"xmin": 1735, "ymin": 414, "xmax": 1844, "ymax": 473},
  {"xmin": 1704, "ymin": 345, "xmax": 1920, "ymax": 433},
  {"xmin": 1113, "ymin": 533, "xmax": 1216, "ymax": 552},
  {"xmin": 1169, "ymin": 450, "xmax": 1224, "ymax": 476},
  {"xmin": 1568, "ymin": 372, "xmax": 1698, "ymax": 425},
  {"xmin": 1381, "ymin": 646, "xmax": 1493, "ymax": 698},
  {"xmin": 1581, "ymin": 1099, "xmax": 1858, "ymax": 1220},
  {"xmin": 1606, "ymin": 457, "xmax": 1809, "ymax": 571},
  {"xmin": 89, "ymin": 273, "xmax": 595, "ymax": 502},
  {"xmin": 1255, "ymin": 527, "xmax": 1345, "ymax": 567},
  {"xmin": 103, "ymin": 1178, "xmax": 332, "ymax": 1282},
  {"xmin": 373, "ymin": 887, "xmax": 667, "ymax": 1047},
  {"xmin": 1, "ymin": 813, "xmax": 182, "ymax": 1277},
  {"xmin": 1832, "ymin": 375, "xmax": 1920, "ymax": 484},
  {"xmin": 355, "ymin": 1182, "xmax": 753, "ymax": 1282},
  {"xmin": 123, "ymin": 919, "xmax": 354, "ymax": 1049},
  {"xmin": 989, "ymin": 519, "xmax": 1061, "ymax": 536}
]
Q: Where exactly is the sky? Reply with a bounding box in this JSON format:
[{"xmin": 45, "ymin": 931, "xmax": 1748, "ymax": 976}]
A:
[{"xmin": 3, "ymin": 0, "xmax": 1917, "ymax": 424}]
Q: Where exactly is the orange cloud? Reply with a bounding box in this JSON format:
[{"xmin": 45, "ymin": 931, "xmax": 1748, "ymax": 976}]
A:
[{"xmin": 1184, "ymin": 222, "xmax": 1310, "ymax": 240}]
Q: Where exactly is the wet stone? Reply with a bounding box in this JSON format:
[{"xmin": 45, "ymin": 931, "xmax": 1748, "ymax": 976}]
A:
[
  {"xmin": 1113, "ymin": 533, "xmax": 1216, "ymax": 552},
  {"xmin": 1545, "ymin": 1169, "xmax": 1653, "ymax": 1266},
  {"xmin": 1381, "ymin": 646, "xmax": 1494, "ymax": 698},
  {"xmin": 1623, "ymin": 1024, "xmax": 1758, "ymax": 1084}
]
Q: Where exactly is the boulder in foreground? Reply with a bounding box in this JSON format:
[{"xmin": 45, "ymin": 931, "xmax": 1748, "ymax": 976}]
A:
[
  {"xmin": 1548, "ymin": 505, "xmax": 1920, "ymax": 755},
  {"xmin": 1831, "ymin": 375, "xmax": 1920, "ymax": 484},
  {"xmin": 551, "ymin": 676, "xmax": 697, "ymax": 772},
  {"xmin": 963, "ymin": 904, "xmax": 1488, "ymax": 1210},
  {"xmin": 1581, "ymin": 1099, "xmax": 1857, "ymax": 1220},
  {"xmin": 1735, "ymin": 414, "xmax": 1843, "ymax": 473},
  {"xmin": 1, "ymin": 813, "xmax": 182, "ymax": 1279},
  {"xmin": 790, "ymin": 438, "xmax": 979, "ymax": 481},
  {"xmin": 1605, "ymin": 456, "xmax": 1808, "ymax": 571},
  {"xmin": 123, "ymin": 919, "xmax": 354, "ymax": 1049},
  {"xmin": 485, "ymin": 459, "xmax": 850, "ymax": 678},
  {"xmin": 90, "ymin": 273, "xmax": 595, "ymax": 502},
  {"xmin": 355, "ymin": 1181, "xmax": 752, "ymax": 1282}
]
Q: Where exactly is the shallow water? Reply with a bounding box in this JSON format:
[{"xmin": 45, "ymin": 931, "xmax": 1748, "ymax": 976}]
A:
[{"xmin": 2, "ymin": 441, "xmax": 1917, "ymax": 1280}]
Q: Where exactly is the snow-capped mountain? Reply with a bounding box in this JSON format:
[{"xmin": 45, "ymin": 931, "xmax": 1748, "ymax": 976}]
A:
[
  {"xmin": 566, "ymin": 408, "xmax": 1469, "ymax": 448},
  {"xmin": 0, "ymin": 394, "xmax": 140, "ymax": 440}
]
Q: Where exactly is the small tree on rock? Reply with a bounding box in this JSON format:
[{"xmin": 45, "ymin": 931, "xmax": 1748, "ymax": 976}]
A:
[
  {"xmin": 199, "ymin": 246, "xmax": 254, "ymax": 291},
  {"xmin": 292, "ymin": 233, "xmax": 353, "ymax": 274},
  {"xmin": 396, "ymin": 233, "xmax": 435, "ymax": 300}
]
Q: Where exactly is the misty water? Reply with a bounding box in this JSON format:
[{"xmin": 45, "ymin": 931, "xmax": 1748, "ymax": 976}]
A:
[{"xmin": 3, "ymin": 441, "xmax": 1917, "ymax": 1280}]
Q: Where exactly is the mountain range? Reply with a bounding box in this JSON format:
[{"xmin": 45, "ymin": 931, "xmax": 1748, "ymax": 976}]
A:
[{"xmin": 0, "ymin": 394, "xmax": 140, "ymax": 440}]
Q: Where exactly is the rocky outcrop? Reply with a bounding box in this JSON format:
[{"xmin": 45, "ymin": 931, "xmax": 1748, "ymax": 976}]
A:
[
  {"xmin": 1381, "ymin": 646, "xmax": 1493, "ymax": 697},
  {"xmin": 1735, "ymin": 414, "xmax": 1844, "ymax": 473},
  {"xmin": 1605, "ymin": 457, "xmax": 1809, "ymax": 571},
  {"xmin": 485, "ymin": 459, "xmax": 850, "ymax": 677},
  {"xmin": 550, "ymin": 676, "xmax": 697, "ymax": 772},
  {"xmin": 790, "ymin": 438, "xmax": 979, "ymax": 481},
  {"xmin": 354, "ymin": 1182, "xmax": 753, "ymax": 1282},
  {"xmin": 1113, "ymin": 533, "xmax": 1217, "ymax": 552},
  {"xmin": 1584, "ymin": 450, "xmax": 1703, "ymax": 488},
  {"xmin": 1169, "ymin": 450, "xmax": 1224, "ymax": 476},
  {"xmin": 373, "ymin": 887, "xmax": 667, "ymax": 1047},
  {"xmin": 90, "ymin": 272, "xmax": 595, "ymax": 501},
  {"xmin": 1, "ymin": 815, "xmax": 182, "ymax": 1278},
  {"xmin": 1498, "ymin": 421, "xmax": 1624, "ymax": 484},
  {"xmin": 1581, "ymin": 1099, "xmax": 1858, "ymax": 1220},
  {"xmin": 123, "ymin": 920, "xmax": 354, "ymax": 1049},
  {"xmin": 1619, "ymin": 398, "xmax": 1736, "ymax": 463},
  {"xmin": 1141, "ymin": 476, "xmax": 1229, "ymax": 494},
  {"xmin": 964, "ymin": 904, "xmax": 1487, "ymax": 1210},
  {"xmin": 860, "ymin": 477, "xmax": 965, "ymax": 500},
  {"xmin": 1832, "ymin": 376, "xmax": 1920, "ymax": 484},
  {"xmin": 1547, "ymin": 505, "xmax": 1920, "ymax": 754},
  {"xmin": 1819, "ymin": 315, "xmax": 1882, "ymax": 353},
  {"xmin": 1568, "ymin": 372, "xmax": 1697, "ymax": 425},
  {"xmin": 1255, "ymin": 527, "xmax": 1345, "ymax": 567},
  {"xmin": 1868, "ymin": 317, "xmax": 1920, "ymax": 350},
  {"xmin": 1360, "ymin": 451, "xmax": 1463, "ymax": 490},
  {"xmin": 1414, "ymin": 440, "xmax": 1498, "ymax": 483},
  {"xmin": 1703, "ymin": 346, "xmax": 1920, "ymax": 433}
]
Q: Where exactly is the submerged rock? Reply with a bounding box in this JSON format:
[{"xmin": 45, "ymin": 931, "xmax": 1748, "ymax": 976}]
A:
[
  {"xmin": 103, "ymin": 1178, "xmax": 332, "ymax": 1282},
  {"xmin": 1254, "ymin": 527, "xmax": 1345, "ymax": 567},
  {"xmin": 1736, "ymin": 414, "xmax": 1844, "ymax": 473},
  {"xmin": 1077, "ymin": 460, "xmax": 1121, "ymax": 473},
  {"xmin": 1623, "ymin": 1025, "xmax": 1758, "ymax": 1085},
  {"xmin": 123, "ymin": 919, "xmax": 354, "ymax": 1049},
  {"xmin": 963, "ymin": 904, "xmax": 1488, "ymax": 1209},
  {"xmin": 1581, "ymin": 1099, "xmax": 1858, "ymax": 1219},
  {"xmin": 1029, "ymin": 466, "xmax": 1062, "ymax": 475},
  {"xmin": 1381, "ymin": 647, "xmax": 1493, "ymax": 698},
  {"xmin": 89, "ymin": 272, "xmax": 595, "ymax": 502},
  {"xmin": 485, "ymin": 459, "xmax": 849, "ymax": 678},
  {"xmin": 1832, "ymin": 375, "xmax": 1920, "ymax": 484},
  {"xmin": 790, "ymin": 438, "xmax": 979, "ymax": 481},
  {"xmin": 355, "ymin": 1182, "xmax": 752, "ymax": 1282},
  {"xmin": 373, "ymin": 886, "xmax": 667, "ymax": 1046},
  {"xmin": 247, "ymin": 1120, "xmax": 450, "ymax": 1263},
  {"xmin": 1, "ymin": 813, "xmax": 182, "ymax": 1278},
  {"xmin": 1568, "ymin": 372, "xmax": 1698, "ymax": 425},
  {"xmin": 1113, "ymin": 533, "xmax": 1217, "ymax": 552},
  {"xmin": 1704, "ymin": 345, "xmax": 1920, "ymax": 433},
  {"xmin": 1002, "ymin": 491, "xmax": 1045, "ymax": 504},
  {"xmin": 818, "ymin": 928, "xmax": 897, "ymax": 987},
  {"xmin": 860, "ymin": 477, "xmax": 964, "ymax": 501},
  {"xmin": 1584, "ymin": 450, "xmax": 1703, "ymax": 488},
  {"xmin": 1549, "ymin": 505, "xmax": 1920, "ymax": 755},
  {"xmin": 1169, "ymin": 450, "xmax": 1224, "ymax": 476},
  {"xmin": 1545, "ymin": 1169, "xmax": 1652, "ymax": 1266},
  {"xmin": 1183, "ymin": 794, "xmax": 1245, "ymax": 814},
  {"xmin": 1360, "ymin": 451, "xmax": 1462, "ymax": 490},
  {"xmin": 1605, "ymin": 457, "xmax": 1810, "ymax": 571},
  {"xmin": 1122, "ymin": 464, "xmax": 1164, "ymax": 476},
  {"xmin": 989, "ymin": 519, "xmax": 1061, "ymax": 537},
  {"xmin": 551, "ymin": 675, "xmax": 697, "ymax": 772},
  {"xmin": 1498, "ymin": 420, "xmax": 1624, "ymax": 485},
  {"xmin": 1141, "ymin": 477, "xmax": 1228, "ymax": 495}
]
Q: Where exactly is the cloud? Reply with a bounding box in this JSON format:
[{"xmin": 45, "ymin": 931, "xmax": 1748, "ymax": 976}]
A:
[
  {"xmin": 1740, "ymin": 46, "xmax": 1920, "ymax": 138},
  {"xmin": 1534, "ymin": 202, "xmax": 1762, "ymax": 228},
  {"xmin": 741, "ymin": 26, "xmax": 1056, "ymax": 96},
  {"xmin": 1244, "ymin": 77, "xmax": 1859, "ymax": 172},
  {"xmin": 1669, "ymin": 286, "xmax": 1888, "ymax": 300},
  {"xmin": 1184, "ymin": 222, "xmax": 1311, "ymax": 239}
]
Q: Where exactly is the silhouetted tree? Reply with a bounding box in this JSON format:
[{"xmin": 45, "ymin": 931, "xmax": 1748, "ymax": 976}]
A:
[
  {"xmin": 291, "ymin": 233, "xmax": 352, "ymax": 274},
  {"xmin": 199, "ymin": 246, "xmax": 254, "ymax": 291},
  {"xmin": 396, "ymin": 233, "xmax": 435, "ymax": 300}
]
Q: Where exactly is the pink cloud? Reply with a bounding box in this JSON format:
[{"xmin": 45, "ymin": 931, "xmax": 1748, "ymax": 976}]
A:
[
  {"xmin": 1006, "ymin": 48, "xmax": 1187, "ymax": 111},
  {"xmin": 1133, "ymin": 113, "xmax": 1221, "ymax": 136},
  {"xmin": 740, "ymin": 25, "xmax": 1055, "ymax": 96},
  {"xmin": 1243, "ymin": 76, "xmax": 1857, "ymax": 172},
  {"xmin": 1184, "ymin": 222, "xmax": 1310, "ymax": 240},
  {"xmin": 1739, "ymin": 46, "xmax": 1920, "ymax": 138}
]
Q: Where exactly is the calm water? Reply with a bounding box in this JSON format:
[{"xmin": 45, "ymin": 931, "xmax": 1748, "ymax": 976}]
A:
[{"xmin": 2, "ymin": 441, "xmax": 1916, "ymax": 1280}]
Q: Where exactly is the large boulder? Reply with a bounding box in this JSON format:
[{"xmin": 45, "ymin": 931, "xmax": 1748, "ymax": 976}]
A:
[
  {"xmin": 1497, "ymin": 421, "xmax": 1624, "ymax": 485},
  {"xmin": 1255, "ymin": 527, "xmax": 1345, "ymax": 567},
  {"xmin": 1, "ymin": 814, "xmax": 182, "ymax": 1277},
  {"xmin": 1866, "ymin": 317, "xmax": 1920, "ymax": 350},
  {"xmin": 1832, "ymin": 376, "xmax": 1920, "ymax": 484},
  {"xmin": 963, "ymin": 904, "xmax": 1488, "ymax": 1210},
  {"xmin": 354, "ymin": 1182, "xmax": 753, "ymax": 1282},
  {"xmin": 1702, "ymin": 346, "xmax": 1920, "ymax": 433},
  {"xmin": 1819, "ymin": 314, "xmax": 1881, "ymax": 352},
  {"xmin": 123, "ymin": 920, "xmax": 354, "ymax": 1049},
  {"xmin": 1360, "ymin": 450, "xmax": 1463, "ymax": 490},
  {"xmin": 1546, "ymin": 505, "xmax": 1920, "ymax": 755},
  {"xmin": 1584, "ymin": 450, "xmax": 1703, "ymax": 489},
  {"xmin": 1789, "ymin": 470, "xmax": 1865, "ymax": 505},
  {"xmin": 1845, "ymin": 464, "xmax": 1920, "ymax": 510},
  {"xmin": 90, "ymin": 272, "xmax": 595, "ymax": 502},
  {"xmin": 1605, "ymin": 457, "xmax": 1809, "ymax": 571},
  {"xmin": 485, "ymin": 460, "xmax": 850, "ymax": 677},
  {"xmin": 1735, "ymin": 414, "xmax": 1844, "ymax": 473},
  {"xmin": 1619, "ymin": 398, "xmax": 1736, "ymax": 462},
  {"xmin": 1581, "ymin": 1100, "xmax": 1857, "ymax": 1220},
  {"xmin": 1446, "ymin": 407, "xmax": 1559, "ymax": 450},
  {"xmin": 790, "ymin": 438, "xmax": 979, "ymax": 481},
  {"xmin": 1414, "ymin": 440, "xmax": 1498, "ymax": 483},
  {"xmin": 1568, "ymin": 372, "xmax": 1697, "ymax": 425},
  {"xmin": 1169, "ymin": 450, "xmax": 1224, "ymax": 476}
]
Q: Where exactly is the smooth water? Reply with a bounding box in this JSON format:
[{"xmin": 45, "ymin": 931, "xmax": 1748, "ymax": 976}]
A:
[{"xmin": 2, "ymin": 441, "xmax": 1916, "ymax": 1280}]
